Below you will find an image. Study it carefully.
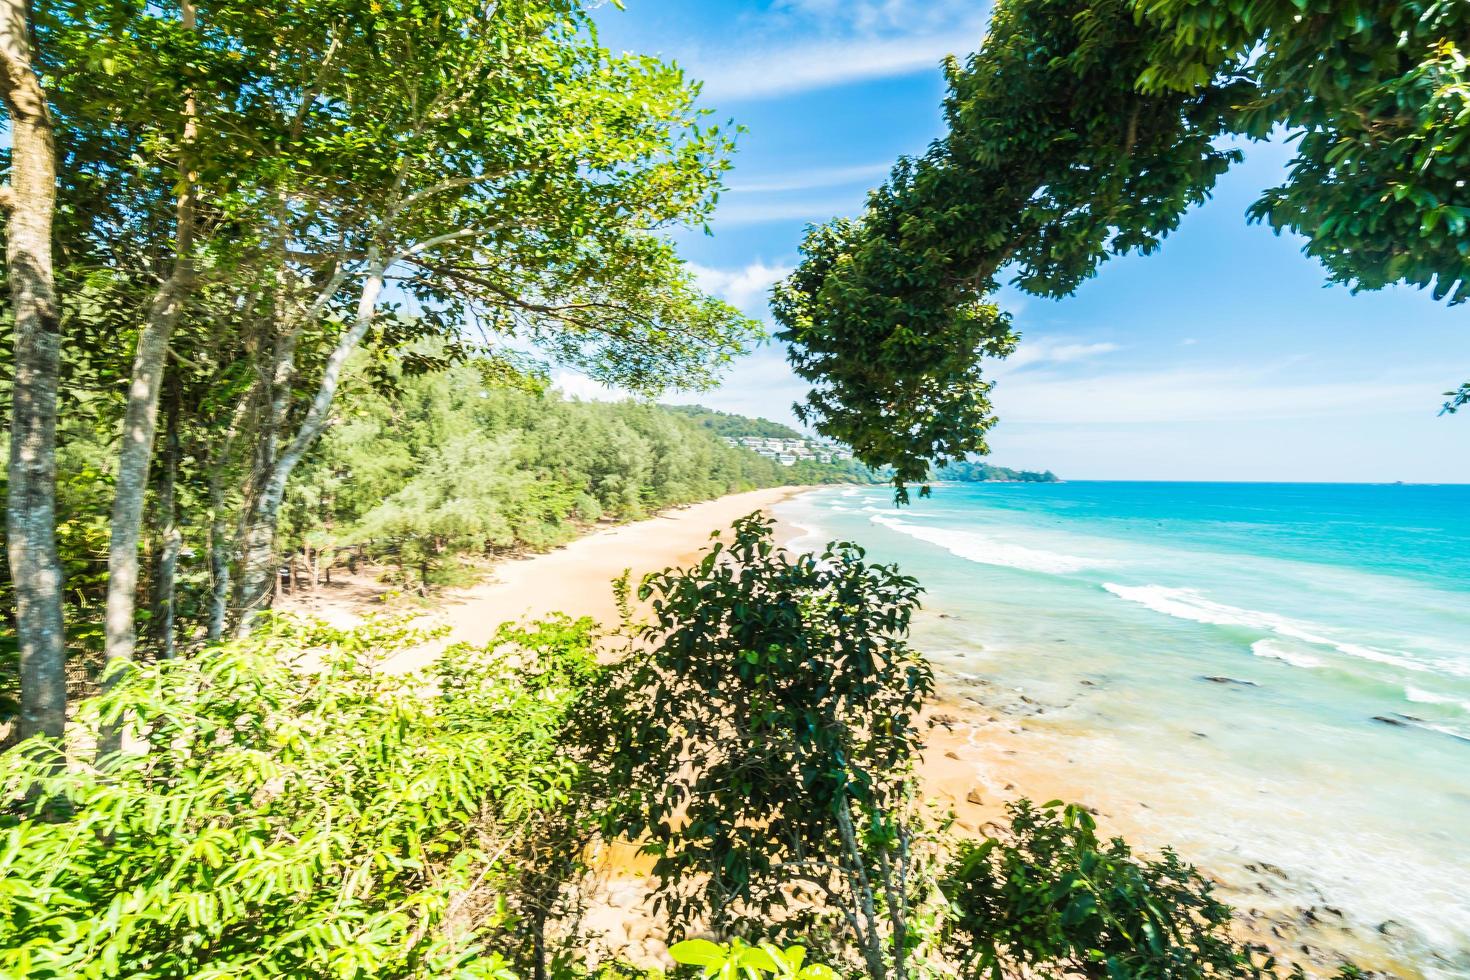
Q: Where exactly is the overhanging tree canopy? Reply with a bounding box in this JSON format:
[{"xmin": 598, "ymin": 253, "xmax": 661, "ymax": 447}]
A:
[{"xmin": 774, "ymin": 0, "xmax": 1469, "ymax": 498}]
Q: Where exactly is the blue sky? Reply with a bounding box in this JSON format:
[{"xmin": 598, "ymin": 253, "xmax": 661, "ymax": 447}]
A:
[{"xmin": 562, "ymin": 0, "xmax": 1470, "ymax": 483}]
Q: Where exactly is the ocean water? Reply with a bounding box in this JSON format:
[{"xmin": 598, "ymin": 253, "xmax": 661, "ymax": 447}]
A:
[{"xmin": 776, "ymin": 481, "xmax": 1470, "ymax": 975}]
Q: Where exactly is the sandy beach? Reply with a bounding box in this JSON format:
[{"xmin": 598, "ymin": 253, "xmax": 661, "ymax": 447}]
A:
[
  {"xmin": 280, "ymin": 485, "xmax": 1413, "ymax": 977},
  {"xmin": 280, "ymin": 486, "xmax": 810, "ymax": 672}
]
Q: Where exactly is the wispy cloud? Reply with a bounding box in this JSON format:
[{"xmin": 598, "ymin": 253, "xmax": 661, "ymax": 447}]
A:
[
  {"xmin": 727, "ymin": 162, "xmax": 892, "ymax": 194},
  {"xmin": 549, "ymin": 369, "xmax": 622, "ymax": 403},
  {"xmin": 689, "ymin": 259, "xmax": 794, "ymax": 312},
  {"xmin": 1004, "ymin": 338, "xmax": 1121, "ymax": 371},
  {"xmin": 696, "ymin": 30, "xmax": 973, "ymax": 101}
]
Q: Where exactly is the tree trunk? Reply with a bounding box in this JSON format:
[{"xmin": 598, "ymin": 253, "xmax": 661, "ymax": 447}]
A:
[
  {"xmin": 99, "ymin": 0, "xmax": 198, "ymax": 756},
  {"xmin": 0, "ymin": 0, "xmax": 65, "ymax": 746},
  {"xmin": 206, "ymin": 388, "xmax": 254, "ymax": 641},
  {"xmin": 234, "ymin": 259, "xmax": 385, "ymax": 634},
  {"xmin": 151, "ymin": 390, "xmax": 182, "ymax": 658}
]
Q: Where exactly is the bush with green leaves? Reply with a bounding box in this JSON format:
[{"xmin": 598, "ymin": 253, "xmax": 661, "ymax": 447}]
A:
[
  {"xmin": 0, "ymin": 614, "xmax": 601, "ymax": 979},
  {"xmin": 669, "ymin": 938, "xmax": 838, "ymax": 980},
  {"xmin": 939, "ymin": 800, "xmax": 1334, "ymax": 979},
  {"xmin": 580, "ymin": 514, "xmax": 935, "ymax": 980}
]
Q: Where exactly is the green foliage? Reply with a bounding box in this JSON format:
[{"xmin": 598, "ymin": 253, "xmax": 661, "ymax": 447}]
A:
[
  {"xmin": 669, "ymin": 939, "xmax": 838, "ymax": 980},
  {"xmin": 579, "ymin": 515, "xmax": 933, "ymax": 978},
  {"xmin": 1441, "ymin": 382, "xmax": 1470, "ymax": 415},
  {"xmin": 0, "ymin": 614, "xmax": 600, "ymax": 978},
  {"xmin": 1140, "ymin": 0, "xmax": 1470, "ymax": 304},
  {"xmin": 937, "ymin": 462, "xmax": 1058, "ymax": 484},
  {"xmin": 941, "ymin": 800, "xmax": 1297, "ymax": 979}
]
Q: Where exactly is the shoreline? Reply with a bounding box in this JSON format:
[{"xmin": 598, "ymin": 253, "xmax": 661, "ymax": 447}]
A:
[{"xmin": 279, "ymin": 484, "xmax": 1419, "ymax": 977}]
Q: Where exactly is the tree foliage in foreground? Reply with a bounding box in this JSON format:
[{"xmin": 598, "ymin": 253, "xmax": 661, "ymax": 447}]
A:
[
  {"xmin": 0, "ymin": 614, "xmax": 599, "ymax": 978},
  {"xmin": 582, "ymin": 515, "xmax": 934, "ymax": 980},
  {"xmin": 774, "ymin": 0, "xmax": 1470, "ymax": 497},
  {"xmin": 578, "ymin": 518, "xmax": 1336, "ymax": 980},
  {"xmin": 942, "ymin": 800, "xmax": 1330, "ymax": 979}
]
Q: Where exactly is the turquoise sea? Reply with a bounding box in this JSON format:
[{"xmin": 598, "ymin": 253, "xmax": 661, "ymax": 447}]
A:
[{"xmin": 777, "ymin": 481, "xmax": 1470, "ymax": 976}]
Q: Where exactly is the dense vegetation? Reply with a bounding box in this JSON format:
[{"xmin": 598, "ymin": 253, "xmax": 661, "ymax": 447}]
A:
[
  {"xmin": 773, "ymin": 0, "xmax": 1468, "ymax": 496},
  {"xmin": 1, "ymin": 520, "xmax": 1353, "ymax": 979},
  {"xmin": 663, "ymin": 405, "xmax": 804, "ymax": 441}
]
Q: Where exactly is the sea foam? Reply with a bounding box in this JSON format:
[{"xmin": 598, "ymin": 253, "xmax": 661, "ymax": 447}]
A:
[
  {"xmin": 1103, "ymin": 583, "xmax": 1468, "ymax": 679},
  {"xmin": 871, "ymin": 514, "xmax": 1107, "ymax": 574}
]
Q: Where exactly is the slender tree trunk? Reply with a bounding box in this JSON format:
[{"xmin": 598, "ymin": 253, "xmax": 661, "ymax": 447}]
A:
[
  {"xmin": 1, "ymin": 0, "xmax": 65, "ymax": 748},
  {"xmin": 206, "ymin": 385, "xmax": 254, "ymax": 640},
  {"xmin": 151, "ymin": 390, "xmax": 182, "ymax": 658},
  {"xmin": 234, "ymin": 258, "xmax": 384, "ymax": 634},
  {"xmin": 99, "ymin": 0, "xmax": 198, "ymax": 756}
]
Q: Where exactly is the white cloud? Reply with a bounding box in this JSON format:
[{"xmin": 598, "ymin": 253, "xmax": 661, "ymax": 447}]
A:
[
  {"xmin": 727, "ymin": 162, "xmax": 892, "ymax": 194},
  {"xmin": 1004, "ymin": 338, "xmax": 1121, "ymax": 370},
  {"xmin": 689, "ymin": 259, "xmax": 794, "ymax": 312},
  {"xmin": 695, "ymin": 29, "xmax": 977, "ymax": 101},
  {"xmin": 661, "ymin": 344, "xmax": 811, "ymax": 430}
]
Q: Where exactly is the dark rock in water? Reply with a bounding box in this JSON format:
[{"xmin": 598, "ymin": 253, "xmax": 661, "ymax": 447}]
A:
[
  {"xmin": 1373, "ymin": 715, "xmax": 1408, "ymax": 727},
  {"xmin": 1079, "ymin": 679, "xmax": 1096, "ymax": 686},
  {"xmin": 1203, "ymin": 675, "xmax": 1259, "ymax": 687},
  {"xmin": 1378, "ymin": 919, "xmax": 1403, "ymax": 936},
  {"xmin": 1192, "ymin": 731, "xmax": 1209, "ymax": 738}
]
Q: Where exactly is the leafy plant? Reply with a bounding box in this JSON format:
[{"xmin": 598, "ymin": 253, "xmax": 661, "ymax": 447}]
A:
[
  {"xmin": 0, "ymin": 614, "xmax": 600, "ymax": 979},
  {"xmin": 669, "ymin": 939, "xmax": 838, "ymax": 980},
  {"xmin": 580, "ymin": 514, "xmax": 935, "ymax": 980},
  {"xmin": 941, "ymin": 800, "xmax": 1302, "ymax": 979}
]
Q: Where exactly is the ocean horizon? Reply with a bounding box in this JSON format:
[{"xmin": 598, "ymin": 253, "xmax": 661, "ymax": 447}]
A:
[{"xmin": 779, "ymin": 479, "xmax": 1469, "ymax": 976}]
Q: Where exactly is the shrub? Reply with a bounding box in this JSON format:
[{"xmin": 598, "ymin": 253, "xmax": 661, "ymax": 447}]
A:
[
  {"xmin": 0, "ymin": 614, "xmax": 599, "ymax": 979},
  {"xmin": 941, "ymin": 799, "xmax": 1307, "ymax": 979},
  {"xmin": 579, "ymin": 514, "xmax": 934, "ymax": 980}
]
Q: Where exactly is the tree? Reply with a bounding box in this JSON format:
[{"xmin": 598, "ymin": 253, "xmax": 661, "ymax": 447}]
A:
[
  {"xmin": 1, "ymin": 0, "xmax": 66, "ymax": 745},
  {"xmin": 208, "ymin": 0, "xmax": 755, "ymax": 631},
  {"xmin": 774, "ymin": 0, "xmax": 1469, "ymax": 495},
  {"xmin": 580, "ymin": 515, "xmax": 935, "ymax": 980}
]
